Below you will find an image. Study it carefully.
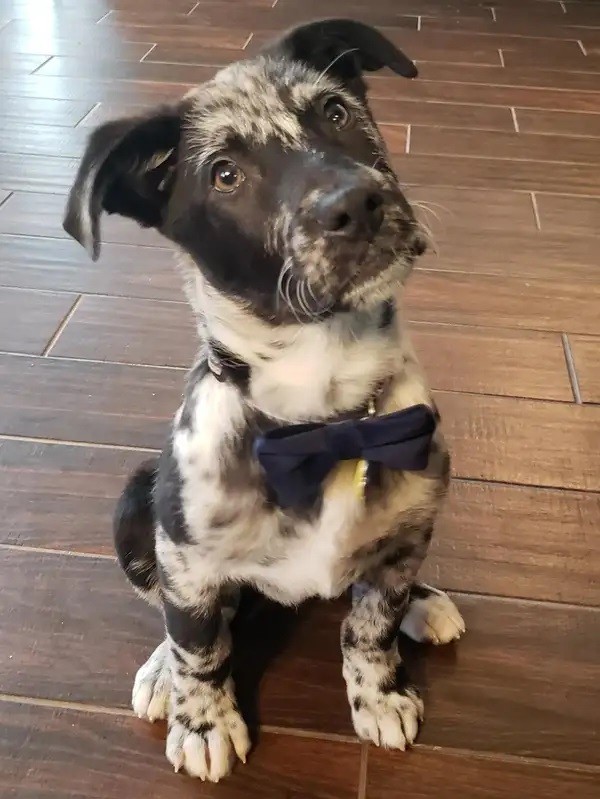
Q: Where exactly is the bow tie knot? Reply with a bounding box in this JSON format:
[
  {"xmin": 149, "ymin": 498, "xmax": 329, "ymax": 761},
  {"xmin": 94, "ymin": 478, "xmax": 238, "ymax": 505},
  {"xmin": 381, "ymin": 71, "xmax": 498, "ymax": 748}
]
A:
[{"xmin": 254, "ymin": 403, "xmax": 436, "ymax": 510}]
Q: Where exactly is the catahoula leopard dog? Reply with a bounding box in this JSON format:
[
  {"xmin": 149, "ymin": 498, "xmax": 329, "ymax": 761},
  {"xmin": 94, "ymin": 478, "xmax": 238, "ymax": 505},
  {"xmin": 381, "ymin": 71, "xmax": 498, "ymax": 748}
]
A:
[{"xmin": 64, "ymin": 18, "xmax": 465, "ymax": 783}]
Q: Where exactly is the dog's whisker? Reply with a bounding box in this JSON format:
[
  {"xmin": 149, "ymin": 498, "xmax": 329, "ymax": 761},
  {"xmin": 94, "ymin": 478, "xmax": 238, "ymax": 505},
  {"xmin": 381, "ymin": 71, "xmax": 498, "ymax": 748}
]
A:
[{"xmin": 313, "ymin": 47, "xmax": 360, "ymax": 87}]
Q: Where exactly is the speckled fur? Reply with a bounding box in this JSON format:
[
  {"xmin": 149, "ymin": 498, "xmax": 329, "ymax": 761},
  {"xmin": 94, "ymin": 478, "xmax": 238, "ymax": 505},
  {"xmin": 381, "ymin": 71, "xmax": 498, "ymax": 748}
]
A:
[{"xmin": 66, "ymin": 20, "xmax": 465, "ymax": 782}]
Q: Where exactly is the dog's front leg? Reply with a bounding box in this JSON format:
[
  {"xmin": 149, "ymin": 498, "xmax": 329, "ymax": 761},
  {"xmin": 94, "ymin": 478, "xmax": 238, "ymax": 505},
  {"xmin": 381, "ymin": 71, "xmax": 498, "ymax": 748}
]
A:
[
  {"xmin": 341, "ymin": 579, "xmax": 423, "ymax": 750},
  {"xmin": 162, "ymin": 588, "xmax": 250, "ymax": 781}
]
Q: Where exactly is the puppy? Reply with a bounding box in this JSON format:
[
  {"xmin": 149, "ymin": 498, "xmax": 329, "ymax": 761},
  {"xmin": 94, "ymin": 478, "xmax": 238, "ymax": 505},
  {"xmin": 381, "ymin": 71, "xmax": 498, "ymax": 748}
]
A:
[{"xmin": 64, "ymin": 19, "xmax": 465, "ymax": 782}]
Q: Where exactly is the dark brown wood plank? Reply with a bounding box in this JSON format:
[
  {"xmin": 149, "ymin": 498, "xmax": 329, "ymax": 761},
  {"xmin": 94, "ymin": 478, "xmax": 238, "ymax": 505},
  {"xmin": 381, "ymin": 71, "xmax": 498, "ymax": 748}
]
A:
[
  {"xmin": 0, "ymin": 191, "xmax": 167, "ymax": 247},
  {"xmin": 52, "ymin": 295, "xmax": 196, "ymax": 367},
  {"xmin": 395, "ymin": 152, "xmax": 600, "ymax": 195},
  {"xmin": 514, "ymin": 108, "xmax": 600, "ymax": 137},
  {"xmin": 0, "ymin": 701, "xmax": 361, "ymax": 799},
  {"xmin": 502, "ymin": 48, "xmax": 600, "ymax": 72},
  {"xmin": 570, "ymin": 335, "xmax": 600, "ymax": 403},
  {"xmin": 409, "ymin": 126, "xmax": 600, "ymax": 165},
  {"xmin": 415, "ymin": 228, "xmax": 598, "ymax": 283},
  {"xmin": 0, "ymin": 354, "xmax": 182, "ymax": 448},
  {"xmin": 435, "ymin": 390, "xmax": 600, "ymax": 490},
  {"xmin": 0, "ymin": 153, "xmax": 76, "ymax": 194},
  {"xmin": 367, "ymin": 76, "xmax": 600, "ymax": 113},
  {"xmin": 366, "ymin": 747, "xmax": 600, "ymax": 799},
  {"xmin": 406, "ymin": 186, "xmax": 538, "ymax": 232},
  {"xmin": 0, "ymin": 234, "xmax": 181, "ymax": 300},
  {"xmin": 406, "ymin": 270, "xmax": 600, "ymax": 335},
  {"xmin": 423, "ymin": 480, "xmax": 600, "ymax": 605},
  {"xmin": 417, "ymin": 62, "xmax": 600, "ymax": 92},
  {"xmin": 0, "ymin": 124, "xmax": 88, "ymax": 158},
  {"xmin": 0, "ymin": 439, "xmax": 147, "ymax": 554},
  {"xmin": 0, "ymin": 36, "xmax": 153, "ymax": 60},
  {"xmin": 535, "ymin": 193, "xmax": 600, "ymax": 236},
  {"xmin": 35, "ymin": 54, "xmax": 236, "ymax": 80},
  {"xmin": 0, "ymin": 287, "xmax": 76, "ymax": 356},
  {"xmin": 411, "ymin": 322, "xmax": 572, "ymax": 401},
  {"xmin": 0, "ymin": 96, "xmax": 94, "ymax": 127},
  {"xmin": 370, "ymin": 98, "xmax": 514, "ymax": 130}
]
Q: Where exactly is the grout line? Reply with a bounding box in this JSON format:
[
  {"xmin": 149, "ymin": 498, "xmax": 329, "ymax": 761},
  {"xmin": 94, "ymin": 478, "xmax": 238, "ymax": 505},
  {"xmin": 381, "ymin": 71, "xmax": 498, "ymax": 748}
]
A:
[
  {"xmin": 0, "ymin": 350, "xmax": 188, "ymax": 371},
  {"xmin": 559, "ymin": 1, "xmax": 567, "ymax": 13},
  {"xmin": 405, "ymin": 124, "xmax": 411, "ymax": 153},
  {"xmin": 357, "ymin": 744, "xmax": 369, "ymax": 799},
  {"xmin": 187, "ymin": 1, "xmax": 200, "ymax": 14},
  {"xmin": 41, "ymin": 295, "xmax": 83, "ymax": 356},
  {"xmin": 242, "ymin": 32, "xmax": 254, "ymax": 50},
  {"xmin": 562, "ymin": 333, "xmax": 583, "ymax": 404},
  {"xmin": 73, "ymin": 101, "xmax": 100, "ymax": 128},
  {"xmin": 95, "ymin": 10, "xmax": 111, "ymax": 24},
  {"xmin": 139, "ymin": 43, "xmax": 157, "ymax": 63},
  {"xmin": 30, "ymin": 55, "xmax": 53, "ymax": 75},
  {"xmin": 0, "ymin": 433, "xmax": 160, "ymax": 453},
  {"xmin": 0, "ymin": 694, "xmax": 135, "ymax": 717},
  {"xmin": 0, "ymin": 190, "xmax": 13, "ymax": 209},
  {"xmin": 449, "ymin": 588, "xmax": 600, "ymax": 612},
  {"xmin": 490, "ymin": 6, "xmax": 497, "ymax": 22},
  {"xmin": 530, "ymin": 191, "xmax": 541, "ymax": 230},
  {"xmin": 0, "ymin": 543, "xmax": 116, "ymax": 561},
  {"xmin": 578, "ymin": 40, "xmax": 588, "ymax": 56},
  {"xmin": 510, "ymin": 106, "xmax": 520, "ymax": 132},
  {"xmin": 0, "ymin": 694, "xmax": 599, "ymax": 772},
  {"xmin": 498, "ymin": 48, "xmax": 505, "ymax": 67},
  {"xmin": 451, "ymin": 472, "xmax": 600, "ymax": 497},
  {"xmin": 416, "ymin": 15, "xmax": 422, "ymax": 32},
  {"xmin": 271, "ymin": 0, "xmax": 279, "ymax": 8}
]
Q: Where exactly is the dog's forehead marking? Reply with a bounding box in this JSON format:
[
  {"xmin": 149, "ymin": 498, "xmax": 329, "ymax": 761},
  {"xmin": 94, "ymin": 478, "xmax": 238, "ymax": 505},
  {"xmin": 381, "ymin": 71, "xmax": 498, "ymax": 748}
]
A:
[{"xmin": 184, "ymin": 56, "xmax": 346, "ymax": 164}]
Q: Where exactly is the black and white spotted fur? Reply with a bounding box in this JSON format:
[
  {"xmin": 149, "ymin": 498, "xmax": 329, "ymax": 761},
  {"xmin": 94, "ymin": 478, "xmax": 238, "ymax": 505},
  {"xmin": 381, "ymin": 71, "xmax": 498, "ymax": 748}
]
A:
[{"xmin": 64, "ymin": 19, "xmax": 465, "ymax": 782}]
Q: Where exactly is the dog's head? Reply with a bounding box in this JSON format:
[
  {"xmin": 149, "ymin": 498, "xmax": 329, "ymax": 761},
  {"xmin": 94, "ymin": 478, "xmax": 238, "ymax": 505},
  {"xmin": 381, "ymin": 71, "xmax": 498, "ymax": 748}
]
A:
[{"xmin": 65, "ymin": 19, "xmax": 426, "ymax": 321}]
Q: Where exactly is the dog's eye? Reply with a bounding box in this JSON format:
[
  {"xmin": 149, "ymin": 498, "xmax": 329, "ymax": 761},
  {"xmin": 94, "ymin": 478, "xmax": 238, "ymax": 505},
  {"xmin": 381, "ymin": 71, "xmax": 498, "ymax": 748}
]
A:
[
  {"xmin": 211, "ymin": 159, "xmax": 245, "ymax": 193},
  {"xmin": 322, "ymin": 96, "xmax": 352, "ymax": 130}
]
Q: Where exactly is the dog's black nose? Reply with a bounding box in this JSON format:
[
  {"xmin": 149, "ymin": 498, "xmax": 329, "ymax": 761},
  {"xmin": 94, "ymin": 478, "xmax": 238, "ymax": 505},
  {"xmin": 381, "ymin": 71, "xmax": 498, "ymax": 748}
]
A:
[{"xmin": 313, "ymin": 184, "xmax": 384, "ymax": 238}]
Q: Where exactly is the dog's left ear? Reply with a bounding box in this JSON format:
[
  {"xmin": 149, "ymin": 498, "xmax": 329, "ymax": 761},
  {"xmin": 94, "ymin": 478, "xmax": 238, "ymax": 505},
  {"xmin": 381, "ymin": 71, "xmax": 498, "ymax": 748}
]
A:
[
  {"xmin": 269, "ymin": 18, "xmax": 417, "ymax": 87},
  {"xmin": 63, "ymin": 106, "xmax": 182, "ymax": 261}
]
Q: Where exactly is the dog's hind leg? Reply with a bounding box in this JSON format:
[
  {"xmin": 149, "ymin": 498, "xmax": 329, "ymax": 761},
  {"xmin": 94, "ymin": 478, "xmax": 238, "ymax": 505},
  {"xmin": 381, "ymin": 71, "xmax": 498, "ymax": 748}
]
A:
[
  {"xmin": 400, "ymin": 582, "xmax": 466, "ymax": 646},
  {"xmin": 113, "ymin": 458, "xmax": 160, "ymax": 606}
]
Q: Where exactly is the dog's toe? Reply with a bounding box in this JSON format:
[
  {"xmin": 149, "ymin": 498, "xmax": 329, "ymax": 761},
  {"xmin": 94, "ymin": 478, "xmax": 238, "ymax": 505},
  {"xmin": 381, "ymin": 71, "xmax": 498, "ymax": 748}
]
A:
[
  {"xmin": 400, "ymin": 586, "xmax": 465, "ymax": 645},
  {"xmin": 132, "ymin": 640, "xmax": 171, "ymax": 722},
  {"xmin": 352, "ymin": 687, "xmax": 423, "ymax": 750},
  {"xmin": 166, "ymin": 711, "xmax": 250, "ymax": 781}
]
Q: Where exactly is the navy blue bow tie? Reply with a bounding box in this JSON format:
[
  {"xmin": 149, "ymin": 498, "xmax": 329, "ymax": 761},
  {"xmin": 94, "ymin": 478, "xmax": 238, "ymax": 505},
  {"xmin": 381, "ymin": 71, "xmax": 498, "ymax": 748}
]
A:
[{"xmin": 254, "ymin": 403, "xmax": 436, "ymax": 509}]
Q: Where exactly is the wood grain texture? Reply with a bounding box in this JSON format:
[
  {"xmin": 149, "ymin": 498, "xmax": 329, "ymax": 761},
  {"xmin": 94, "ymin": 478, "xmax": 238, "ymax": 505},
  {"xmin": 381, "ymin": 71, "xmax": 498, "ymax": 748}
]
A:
[
  {"xmin": 0, "ymin": 191, "xmax": 167, "ymax": 247},
  {"xmin": 0, "ymin": 287, "xmax": 76, "ymax": 355},
  {"xmin": 435, "ymin": 390, "xmax": 600, "ymax": 490},
  {"xmin": 410, "ymin": 322, "xmax": 572, "ymax": 400},
  {"xmin": 0, "ymin": 354, "xmax": 182, "ymax": 448},
  {"xmin": 534, "ymin": 193, "xmax": 600, "ymax": 237},
  {"xmin": 0, "ymin": 438, "xmax": 148, "ymax": 554},
  {"xmin": 416, "ymin": 228, "xmax": 599, "ymax": 283},
  {"xmin": 0, "ymin": 701, "xmax": 362, "ymax": 799},
  {"xmin": 514, "ymin": 108, "xmax": 600, "ymax": 138},
  {"xmin": 0, "ymin": 153, "xmax": 77, "ymax": 194},
  {"xmin": 0, "ymin": 96, "xmax": 94, "ymax": 126},
  {"xmin": 570, "ymin": 335, "xmax": 600, "ymax": 403},
  {"xmin": 52, "ymin": 295, "xmax": 196, "ymax": 367},
  {"xmin": 406, "ymin": 270, "xmax": 600, "ymax": 335},
  {"xmin": 370, "ymin": 98, "xmax": 514, "ymax": 130},
  {"xmin": 395, "ymin": 153, "xmax": 600, "ymax": 194},
  {"xmin": 424, "ymin": 479, "xmax": 600, "ymax": 605},
  {"xmin": 409, "ymin": 126, "xmax": 600, "ymax": 165},
  {"xmin": 0, "ymin": 124, "xmax": 89, "ymax": 158},
  {"xmin": 0, "ymin": 235, "xmax": 182, "ymax": 300},
  {"xmin": 416, "ymin": 62, "xmax": 600, "ymax": 93},
  {"xmin": 366, "ymin": 747, "xmax": 600, "ymax": 799}
]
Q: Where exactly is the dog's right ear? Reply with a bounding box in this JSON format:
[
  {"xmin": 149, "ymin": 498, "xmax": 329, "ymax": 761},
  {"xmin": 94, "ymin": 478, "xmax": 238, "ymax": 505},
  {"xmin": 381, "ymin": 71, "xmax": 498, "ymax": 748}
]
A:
[{"xmin": 63, "ymin": 106, "xmax": 182, "ymax": 261}]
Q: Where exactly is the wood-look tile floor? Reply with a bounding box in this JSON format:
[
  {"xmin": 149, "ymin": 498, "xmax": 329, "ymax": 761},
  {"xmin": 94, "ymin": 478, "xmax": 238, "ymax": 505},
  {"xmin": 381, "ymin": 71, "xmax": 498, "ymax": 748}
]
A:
[{"xmin": 1, "ymin": 1, "xmax": 599, "ymax": 797}]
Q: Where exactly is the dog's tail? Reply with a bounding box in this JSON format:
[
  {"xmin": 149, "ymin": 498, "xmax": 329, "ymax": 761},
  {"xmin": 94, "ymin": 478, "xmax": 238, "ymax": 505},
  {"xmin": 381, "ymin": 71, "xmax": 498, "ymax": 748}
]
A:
[{"xmin": 113, "ymin": 458, "xmax": 160, "ymax": 606}]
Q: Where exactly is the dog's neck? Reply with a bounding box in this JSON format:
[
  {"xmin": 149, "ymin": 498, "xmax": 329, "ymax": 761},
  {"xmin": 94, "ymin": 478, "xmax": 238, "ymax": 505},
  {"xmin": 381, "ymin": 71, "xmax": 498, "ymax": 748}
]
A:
[{"xmin": 182, "ymin": 263, "xmax": 411, "ymax": 422}]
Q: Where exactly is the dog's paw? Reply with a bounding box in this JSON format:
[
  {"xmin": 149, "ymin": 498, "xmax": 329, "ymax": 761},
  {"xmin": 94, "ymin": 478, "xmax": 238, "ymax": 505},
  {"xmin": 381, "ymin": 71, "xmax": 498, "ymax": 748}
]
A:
[
  {"xmin": 400, "ymin": 585, "xmax": 465, "ymax": 645},
  {"xmin": 132, "ymin": 640, "xmax": 172, "ymax": 722},
  {"xmin": 351, "ymin": 686, "xmax": 423, "ymax": 750},
  {"xmin": 166, "ymin": 709, "xmax": 251, "ymax": 782}
]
